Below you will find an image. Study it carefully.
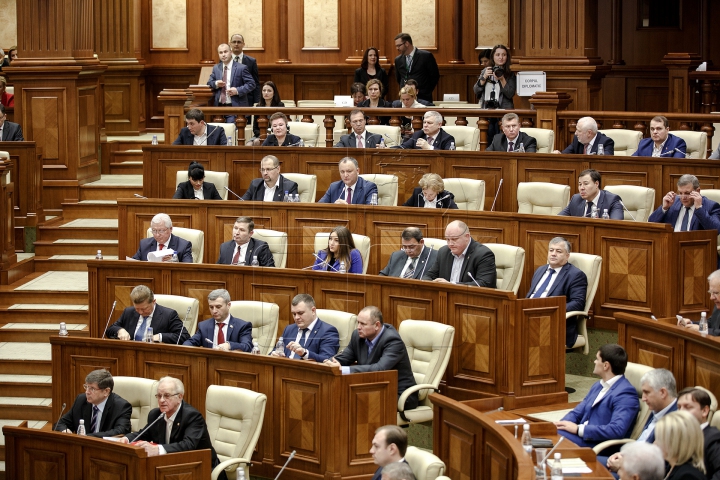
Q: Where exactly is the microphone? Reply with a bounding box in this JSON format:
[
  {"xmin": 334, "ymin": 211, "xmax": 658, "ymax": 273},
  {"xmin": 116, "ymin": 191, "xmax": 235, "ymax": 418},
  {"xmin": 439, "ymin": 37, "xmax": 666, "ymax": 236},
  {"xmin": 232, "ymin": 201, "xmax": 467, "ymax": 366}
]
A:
[
  {"xmin": 313, "ymin": 252, "xmax": 339, "ymax": 272},
  {"xmin": 101, "ymin": 300, "xmax": 117, "ymax": 340},
  {"xmin": 274, "ymin": 450, "xmax": 297, "ymax": 480},
  {"xmin": 286, "ymin": 139, "xmax": 304, "ymax": 147},
  {"xmin": 53, "ymin": 403, "xmax": 67, "ymax": 431},
  {"xmin": 176, "ymin": 306, "xmax": 191, "ymax": 345},
  {"xmin": 674, "ymin": 147, "xmax": 689, "ymax": 158},
  {"xmin": 490, "ymin": 179, "xmax": 504, "ymax": 212},
  {"xmin": 486, "ymin": 406, "xmax": 504, "ymax": 414},
  {"xmin": 618, "ymin": 200, "xmax": 637, "ymax": 221},
  {"xmin": 132, "ymin": 412, "xmax": 166, "ymax": 443},
  {"xmin": 467, "ymin": 272, "xmax": 482, "ymax": 288},
  {"xmin": 418, "ymin": 244, "xmax": 434, "ymax": 280},
  {"xmin": 133, "ymin": 194, "xmax": 147, "ymax": 199},
  {"xmin": 225, "ymin": 186, "xmax": 244, "ymax": 200},
  {"xmin": 436, "ymin": 194, "xmax": 451, "ymax": 207}
]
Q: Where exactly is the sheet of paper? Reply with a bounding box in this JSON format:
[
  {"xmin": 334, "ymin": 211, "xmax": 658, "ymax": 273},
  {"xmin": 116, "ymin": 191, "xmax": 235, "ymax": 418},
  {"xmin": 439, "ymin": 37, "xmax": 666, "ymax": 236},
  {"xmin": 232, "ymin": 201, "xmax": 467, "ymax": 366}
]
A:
[{"xmin": 147, "ymin": 249, "xmax": 174, "ymax": 262}]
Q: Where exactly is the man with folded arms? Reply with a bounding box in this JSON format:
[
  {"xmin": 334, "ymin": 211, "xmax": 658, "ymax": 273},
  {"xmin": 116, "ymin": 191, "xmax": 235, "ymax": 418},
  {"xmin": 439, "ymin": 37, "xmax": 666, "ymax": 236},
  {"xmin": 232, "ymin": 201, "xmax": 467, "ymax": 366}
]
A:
[
  {"xmin": 486, "ymin": 112, "xmax": 537, "ymax": 152},
  {"xmin": 271, "ymin": 294, "xmax": 339, "ymax": 361},
  {"xmin": 184, "ymin": 289, "xmax": 252, "ymax": 352},
  {"xmin": 217, "ymin": 216, "xmax": 275, "ymax": 266},
  {"xmin": 241, "ymin": 155, "xmax": 298, "ymax": 201}
]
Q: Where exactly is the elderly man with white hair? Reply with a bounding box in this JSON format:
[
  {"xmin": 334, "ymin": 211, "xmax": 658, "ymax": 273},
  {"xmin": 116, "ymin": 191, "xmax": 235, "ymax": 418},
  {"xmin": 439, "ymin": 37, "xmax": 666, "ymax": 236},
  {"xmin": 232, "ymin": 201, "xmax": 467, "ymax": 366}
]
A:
[
  {"xmin": 132, "ymin": 213, "xmax": 193, "ymax": 262},
  {"xmin": 399, "ymin": 111, "xmax": 456, "ymax": 150},
  {"xmin": 553, "ymin": 116, "xmax": 615, "ymax": 155},
  {"xmin": 617, "ymin": 442, "xmax": 665, "ymax": 480}
]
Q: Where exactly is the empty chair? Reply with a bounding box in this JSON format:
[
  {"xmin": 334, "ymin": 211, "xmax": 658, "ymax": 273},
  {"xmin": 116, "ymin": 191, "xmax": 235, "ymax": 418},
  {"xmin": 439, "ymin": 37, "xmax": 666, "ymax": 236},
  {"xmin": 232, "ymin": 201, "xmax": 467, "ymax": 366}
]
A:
[
  {"xmin": 287, "ymin": 121, "xmax": 320, "ymax": 147},
  {"xmin": 567, "ymin": 252, "xmax": 602, "ymax": 355},
  {"xmin": 365, "ymin": 125, "xmax": 402, "ymax": 146},
  {"xmin": 315, "ymin": 308, "xmax": 358, "ymax": 352},
  {"xmin": 252, "ymin": 229, "xmax": 288, "ymax": 268},
  {"xmin": 517, "ymin": 182, "xmax": 571, "ymax": 215},
  {"xmin": 228, "ymin": 301, "xmax": 279, "ymax": 355},
  {"xmin": 405, "ymin": 446, "xmax": 447, "ymax": 480},
  {"xmin": 206, "ymin": 385, "xmax": 267, "ymax": 480},
  {"xmin": 598, "ymin": 129, "xmax": 643, "ymax": 156},
  {"xmin": 441, "ymin": 125, "xmax": 480, "ymax": 151},
  {"xmin": 435, "ymin": 103, "xmax": 480, "ymax": 131},
  {"xmin": 208, "ymin": 123, "xmax": 237, "ymax": 146},
  {"xmin": 175, "ymin": 170, "xmax": 230, "ymax": 200},
  {"xmin": 442, "ymin": 178, "xmax": 485, "ymax": 210},
  {"xmin": 359, "ymin": 173, "xmax": 398, "ymax": 206},
  {"xmin": 700, "ymin": 189, "xmax": 720, "ymax": 253},
  {"xmin": 313, "ymin": 232, "xmax": 371, "ymax": 274},
  {"xmin": 604, "ymin": 185, "xmax": 655, "ymax": 222},
  {"xmin": 111, "ymin": 376, "xmax": 158, "ymax": 431},
  {"xmin": 154, "ymin": 294, "xmax": 200, "ymax": 336},
  {"xmin": 672, "ymin": 130, "xmax": 708, "ymax": 158},
  {"xmin": 484, "ymin": 244, "xmax": 525, "ymax": 294},
  {"xmin": 146, "ymin": 226, "xmax": 204, "ymax": 263},
  {"xmin": 521, "ymin": 127, "xmax": 554, "ymax": 153},
  {"xmin": 281, "ymin": 173, "xmax": 317, "ymax": 203}
]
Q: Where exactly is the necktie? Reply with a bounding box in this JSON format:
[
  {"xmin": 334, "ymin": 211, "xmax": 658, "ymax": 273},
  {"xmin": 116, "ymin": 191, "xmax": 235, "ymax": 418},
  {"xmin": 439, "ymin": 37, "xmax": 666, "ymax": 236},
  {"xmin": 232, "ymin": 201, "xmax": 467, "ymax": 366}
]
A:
[
  {"xmin": 585, "ymin": 201, "xmax": 594, "ymax": 217},
  {"xmin": 134, "ymin": 316, "xmax": 148, "ymax": 341},
  {"xmin": 346, "ymin": 187, "xmax": 352, "ymax": 204},
  {"xmin": 234, "ymin": 56, "xmax": 240, "ymax": 63},
  {"xmin": 231, "ymin": 246, "xmax": 241, "ymax": 265},
  {"xmin": 158, "ymin": 243, "xmax": 165, "ymax": 251},
  {"xmin": 166, "ymin": 417, "xmax": 173, "ymax": 443},
  {"xmin": 532, "ymin": 268, "xmax": 556, "ymax": 298},
  {"xmin": 299, "ymin": 328, "xmax": 309, "ymax": 349},
  {"xmin": 680, "ymin": 207, "xmax": 692, "ymax": 231},
  {"xmin": 217, "ymin": 323, "xmax": 225, "ymax": 345},
  {"xmin": 357, "ymin": 134, "xmax": 363, "ymax": 148},
  {"xmin": 406, "ymin": 55, "xmax": 412, "ymax": 72},
  {"xmin": 427, "ymin": 136, "xmax": 434, "ymax": 146},
  {"xmin": 508, "ymin": 141, "xmax": 514, "ymax": 152},
  {"xmin": 90, "ymin": 405, "xmax": 99, "ymax": 433},
  {"xmin": 403, "ymin": 258, "xmax": 417, "ymax": 279},
  {"xmin": 220, "ymin": 66, "xmax": 228, "ymax": 104},
  {"xmin": 583, "ymin": 143, "xmax": 589, "ymax": 154}
]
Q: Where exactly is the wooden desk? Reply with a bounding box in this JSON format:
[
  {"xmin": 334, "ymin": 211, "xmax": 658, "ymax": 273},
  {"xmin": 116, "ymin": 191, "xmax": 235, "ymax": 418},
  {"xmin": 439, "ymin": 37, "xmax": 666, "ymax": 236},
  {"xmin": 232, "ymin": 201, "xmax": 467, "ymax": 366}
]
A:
[
  {"xmin": 0, "ymin": 141, "xmax": 43, "ymax": 227},
  {"xmin": 87, "ymin": 260, "xmax": 568, "ymax": 406},
  {"xmin": 3, "ymin": 423, "xmax": 210, "ymax": 479},
  {"xmin": 616, "ymin": 312, "xmax": 720, "ymax": 400},
  {"xmin": 50, "ymin": 336, "xmax": 397, "ymax": 480},
  {"xmin": 116, "ymin": 199, "xmax": 717, "ymax": 329}
]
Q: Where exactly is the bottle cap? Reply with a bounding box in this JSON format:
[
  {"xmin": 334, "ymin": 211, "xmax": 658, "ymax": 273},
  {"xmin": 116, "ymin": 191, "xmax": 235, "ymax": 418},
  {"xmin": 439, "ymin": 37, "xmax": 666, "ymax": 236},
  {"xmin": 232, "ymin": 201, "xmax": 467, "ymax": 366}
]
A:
[
  {"xmin": 554, "ymin": 453, "xmax": 561, "ymax": 459},
  {"xmin": 523, "ymin": 423, "xmax": 530, "ymax": 430}
]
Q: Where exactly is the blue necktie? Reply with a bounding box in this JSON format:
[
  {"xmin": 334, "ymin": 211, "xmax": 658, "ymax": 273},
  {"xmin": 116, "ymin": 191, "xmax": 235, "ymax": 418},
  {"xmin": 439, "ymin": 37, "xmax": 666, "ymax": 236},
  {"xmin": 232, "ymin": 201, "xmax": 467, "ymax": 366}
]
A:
[
  {"xmin": 299, "ymin": 328, "xmax": 309, "ymax": 349},
  {"xmin": 134, "ymin": 316, "xmax": 148, "ymax": 341},
  {"xmin": 532, "ymin": 268, "xmax": 556, "ymax": 298},
  {"xmin": 680, "ymin": 207, "xmax": 691, "ymax": 231}
]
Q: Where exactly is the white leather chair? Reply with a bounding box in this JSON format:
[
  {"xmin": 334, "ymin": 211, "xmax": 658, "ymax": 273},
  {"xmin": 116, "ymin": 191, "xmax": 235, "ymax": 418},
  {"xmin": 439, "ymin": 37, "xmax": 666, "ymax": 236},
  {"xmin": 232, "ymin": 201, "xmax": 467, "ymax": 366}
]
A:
[
  {"xmin": 567, "ymin": 253, "xmax": 602, "ymax": 355},
  {"xmin": 154, "ymin": 294, "xmax": 200, "ymax": 336},
  {"xmin": 442, "ymin": 178, "xmax": 485, "ymax": 210},
  {"xmin": 228, "ymin": 301, "xmax": 279, "ymax": 355},
  {"xmin": 313, "ymin": 232, "xmax": 371, "ymax": 274},
  {"xmin": 365, "ymin": 125, "xmax": 402, "ymax": 146},
  {"xmin": 146, "ymin": 226, "xmax": 204, "ymax": 263},
  {"xmin": 281, "ymin": 100, "xmax": 296, "ymax": 107},
  {"xmin": 282, "ymin": 173, "xmax": 317, "ymax": 203},
  {"xmin": 517, "ymin": 182, "xmax": 571, "ymax": 215},
  {"xmin": 694, "ymin": 386, "xmax": 718, "ymax": 424},
  {"xmin": 252, "ymin": 228, "xmax": 287, "ymax": 268},
  {"xmin": 4, "ymin": 87, "xmax": 12, "ymax": 95},
  {"xmin": 422, "ymin": 237, "xmax": 447, "ymax": 252},
  {"xmin": 484, "ymin": 244, "xmax": 525, "ymax": 294},
  {"xmin": 599, "ymin": 129, "xmax": 643, "ymax": 156},
  {"xmin": 206, "ymin": 385, "xmax": 267, "ymax": 480},
  {"xmin": 397, "ymin": 320, "xmax": 455, "ymax": 426},
  {"xmin": 672, "ymin": 130, "xmax": 708, "ymax": 158},
  {"xmin": 294, "ymin": 101, "xmax": 340, "ymax": 143},
  {"xmin": 208, "ymin": 123, "xmax": 237, "ymax": 146},
  {"xmin": 359, "ymin": 173, "xmax": 398, "ymax": 206},
  {"xmin": 316, "ymin": 308, "xmax": 358, "ymax": 352},
  {"xmin": 603, "ymin": 185, "xmax": 656, "ymax": 222},
  {"xmin": 441, "ymin": 126, "xmax": 480, "ymax": 151},
  {"xmin": 111, "ymin": 377, "xmax": 159, "ymax": 431},
  {"xmin": 175, "ymin": 170, "xmax": 230, "ymax": 200},
  {"xmin": 0, "ymin": 151, "xmax": 9, "ymax": 160},
  {"xmin": 287, "ymin": 121, "xmax": 320, "ymax": 147},
  {"xmin": 435, "ymin": 103, "xmax": 480, "ymax": 132},
  {"xmin": 522, "ymin": 127, "xmax": 555, "ymax": 153},
  {"xmin": 405, "ymin": 446, "xmax": 447, "ymax": 480},
  {"xmin": 702, "ymin": 190, "xmax": 720, "ymax": 253}
]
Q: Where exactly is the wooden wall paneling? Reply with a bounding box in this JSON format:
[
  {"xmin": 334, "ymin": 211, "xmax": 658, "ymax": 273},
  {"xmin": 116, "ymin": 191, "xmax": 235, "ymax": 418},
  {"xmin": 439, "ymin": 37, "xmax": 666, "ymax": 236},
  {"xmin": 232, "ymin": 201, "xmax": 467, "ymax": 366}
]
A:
[
  {"xmin": 230, "ymin": 154, "xmax": 272, "ymax": 196},
  {"xmin": 145, "ymin": 67, "xmax": 201, "ymax": 129},
  {"xmin": 673, "ymin": 233, "xmax": 717, "ymax": 316},
  {"xmin": 302, "ymin": 155, "xmax": 343, "ymax": 201},
  {"xmin": 174, "ymin": 271, "xmax": 231, "ymax": 320},
  {"xmin": 314, "ymin": 276, "xmax": 368, "ymax": 319},
  {"xmin": 450, "ymin": 299, "xmax": 500, "ymax": 392},
  {"xmin": 0, "ymin": 143, "xmax": 43, "ymax": 229},
  {"xmin": 685, "ymin": 343, "xmax": 720, "ymax": 402},
  {"xmin": 275, "ymin": 372, "xmax": 323, "ymax": 471},
  {"xmin": 375, "ymin": 156, "xmax": 434, "ymax": 205}
]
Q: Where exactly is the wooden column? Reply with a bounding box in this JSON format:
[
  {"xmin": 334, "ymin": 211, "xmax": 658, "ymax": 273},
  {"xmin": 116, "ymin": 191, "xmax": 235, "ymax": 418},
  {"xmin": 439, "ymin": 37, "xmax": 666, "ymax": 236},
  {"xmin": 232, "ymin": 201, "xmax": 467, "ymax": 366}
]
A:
[
  {"xmin": 528, "ymin": 92, "xmax": 572, "ymax": 139},
  {"xmin": 0, "ymin": 158, "xmax": 18, "ymax": 284},
  {"xmin": 448, "ymin": 0, "xmax": 464, "ymax": 64},
  {"xmin": 276, "ymin": 0, "xmax": 291, "ymax": 64},
  {"xmin": 663, "ymin": 53, "xmax": 702, "ymax": 114},
  {"xmin": 607, "ymin": 0, "xmax": 624, "ymax": 66},
  {"xmin": 159, "ymin": 90, "xmax": 192, "ymax": 144}
]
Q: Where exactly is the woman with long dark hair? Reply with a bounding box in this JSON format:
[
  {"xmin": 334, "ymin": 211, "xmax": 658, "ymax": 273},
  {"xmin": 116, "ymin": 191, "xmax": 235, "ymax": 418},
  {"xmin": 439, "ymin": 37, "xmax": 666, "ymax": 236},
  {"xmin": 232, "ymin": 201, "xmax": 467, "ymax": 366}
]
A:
[
  {"xmin": 172, "ymin": 161, "xmax": 222, "ymax": 200},
  {"xmin": 312, "ymin": 226, "xmax": 363, "ymax": 273},
  {"xmin": 247, "ymin": 81, "xmax": 285, "ymax": 146},
  {"xmin": 354, "ymin": 47, "xmax": 389, "ymax": 98}
]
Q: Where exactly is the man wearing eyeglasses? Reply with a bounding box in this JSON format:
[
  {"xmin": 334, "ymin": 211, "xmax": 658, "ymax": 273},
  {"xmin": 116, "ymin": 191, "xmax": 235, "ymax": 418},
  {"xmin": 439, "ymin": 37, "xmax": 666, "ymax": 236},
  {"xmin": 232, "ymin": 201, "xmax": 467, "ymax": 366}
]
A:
[
  {"xmin": 379, "ymin": 227, "xmax": 438, "ymax": 279},
  {"xmin": 132, "ymin": 213, "xmax": 193, "ymax": 262},
  {"xmin": 240, "ymin": 155, "xmax": 298, "ymax": 201},
  {"xmin": 334, "ymin": 110, "xmax": 383, "ymax": 148},
  {"xmin": 678, "ymin": 269, "xmax": 720, "ymax": 336},
  {"xmin": 0, "ymin": 104, "xmax": 24, "ymax": 141},
  {"xmin": 56, "ymin": 369, "xmax": 132, "ymax": 437},
  {"xmin": 122, "ymin": 377, "xmax": 224, "ymax": 478}
]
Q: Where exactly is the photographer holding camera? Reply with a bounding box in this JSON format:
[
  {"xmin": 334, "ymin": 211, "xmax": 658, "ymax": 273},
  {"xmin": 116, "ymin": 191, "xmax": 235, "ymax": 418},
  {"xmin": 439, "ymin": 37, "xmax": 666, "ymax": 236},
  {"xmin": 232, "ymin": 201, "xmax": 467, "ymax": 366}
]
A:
[{"xmin": 474, "ymin": 45, "xmax": 516, "ymax": 110}]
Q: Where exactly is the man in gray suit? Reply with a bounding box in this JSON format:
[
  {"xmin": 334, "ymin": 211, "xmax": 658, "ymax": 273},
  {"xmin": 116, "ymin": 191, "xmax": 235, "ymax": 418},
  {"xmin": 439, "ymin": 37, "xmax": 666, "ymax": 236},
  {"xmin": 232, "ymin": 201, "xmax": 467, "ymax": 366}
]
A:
[
  {"xmin": 379, "ymin": 227, "xmax": 438, "ymax": 279},
  {"xmin": 334, "ymin": 110, "xmax": 383, "ymax": 148}
]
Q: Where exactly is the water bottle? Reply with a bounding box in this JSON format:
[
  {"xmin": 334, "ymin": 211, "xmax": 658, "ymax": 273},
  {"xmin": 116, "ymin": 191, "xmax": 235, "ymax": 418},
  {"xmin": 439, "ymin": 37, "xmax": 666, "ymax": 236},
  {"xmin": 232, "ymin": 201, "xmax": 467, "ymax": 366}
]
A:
[
  {"xmin": 551, "ymin": 453, "xmax": 563, "ymax": 480},
  {"xmin": 518, "ymin": 143, "xmax": 525, "ymax": 153},
  {"xmin": 275, "ymin": 338, "xmax": 285, "ymax": 356},
  {"xmin": 590, "ymin": 205, "xmax": 598, "ymax": 219},
  {"xmin": 95, "ymin": 250, "xmax": 103, "ymax": 260},
  {"xmin": 144, "ymin": 326, "xmax": 153, "ymax": 343},
  {"xmin": 370, "ymin": 193, "xmax": 378, "ymax": 206},
  {"xmin": 380, "ymin": 137, "xmax": 385, "ymax": 147},
  {"xmin": 294, "ymin": 193, "xmax": 300, "ymax": 203},
  {"xmin": 151, "ymin": 135, "xmax": 158, "ymax": 145},
  {"xmin": 251, "ymin": 341, "xmax": 261, "ymax": 355},
  {"xmin": 251, "ymin": 256, "xmax": 259, "ymax": 267},
  {"xmin": 171, "ymin": 252, "xmax": 179, "ymax": 262},
  {"xmin": 77, "ymin": 419, "xmax": 86, "ymax": 436},
  {"xmin": 236, "ymin": 466, "xmax": 246, "ymax": 480},
  {"xmin": 601, "ymin": 209, "xmax": 610, "ymax": 220},
  {"xmin": 59, "ymin": 322, "xmax": 69, "ymax": 337},
  {"xmin": 283, "ymin": 190, "xmax": 289, "ymax": 202},
  {"xmin": 449, "ymin": 141, "xmax": 456, "ymax": 151},
  {"xmin": 227, "ymin": 135, "xmax": 233, "ymax": 145},
  {"xmin": 597, "ymin": 144, "xmax": 604, "ymax": 156},
  {"xmin": 339, "ymin": 261, "xmax": 347, "ymax": 274},
  {"xmin": 699, "ymin": 312, "xmax": 708, "ymax": 336},
  {"xmin": 521, "ymin": 424, "xmax": 533, "ymax": 455}
]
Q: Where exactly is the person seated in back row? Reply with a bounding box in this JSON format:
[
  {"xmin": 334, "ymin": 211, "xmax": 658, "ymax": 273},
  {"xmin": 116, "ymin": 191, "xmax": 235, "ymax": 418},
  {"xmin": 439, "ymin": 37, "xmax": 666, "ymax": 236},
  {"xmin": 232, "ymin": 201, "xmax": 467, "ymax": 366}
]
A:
[
  {"xmin": 334, "ymin": 110, "xmax": 383, "ymax": 148},
  {"xmin": 172, "ymin": 109, "xmax": 227, "ymax": 146},
  {"xmin": 261, "ymin": 112, "xmax": 303, "ymax": 147},
  {"xmin": 132, "ymin": 213, "xmax": 193, "ymax": 262},
  {"xmin": 553, "ymin": 116, "xmax": 614, "ymax": 155},
  {"xmin": 632, "ymin": 115, "xmax": 687, "ymax": 158},
  {"xmin": 318, "ymin": 157, "xmax": 378, "ymax": 205},
  {"xmin": 486, "ymin": 112, "xmax": 537, "ymax": 152},
  {"xmin": 173, "ymin": 161, "xmax": 223, "ymax": 200}
]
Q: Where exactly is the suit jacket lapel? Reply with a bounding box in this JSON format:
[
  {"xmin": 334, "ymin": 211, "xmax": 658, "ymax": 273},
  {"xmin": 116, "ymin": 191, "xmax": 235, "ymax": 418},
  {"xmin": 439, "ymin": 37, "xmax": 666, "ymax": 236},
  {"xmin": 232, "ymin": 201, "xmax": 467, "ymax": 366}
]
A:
[
  {"xmin": 227, "ymin": 316, "xmax": 237, "ymax": 342},
  {"xmin": 170, "ymin": 403, "xmax": 184, "ymax": 442},
  {"xmin": 100, "ymin": 395, "xmax": 113, "ymax": 430},
  {"xmin": 244, "ymin": 239, "xmax": 255, "ymax": 264},
  {"xmin": 548, "ymin": 264, "xmax": 569, "ymax": 296}
]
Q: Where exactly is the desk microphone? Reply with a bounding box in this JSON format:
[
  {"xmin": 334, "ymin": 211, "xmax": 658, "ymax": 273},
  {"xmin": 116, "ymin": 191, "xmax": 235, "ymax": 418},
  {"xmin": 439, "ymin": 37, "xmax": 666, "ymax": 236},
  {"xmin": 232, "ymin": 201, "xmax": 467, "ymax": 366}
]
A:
[
  {"xmin": 225, "ymin": 186, "xmax": 244, "ymax": 200},
  {"xmin": 490, "ymin": 179, "xmax": 503, "ymax": 212},
  {"xmin": 486, "ymin": 406, "xmax": 504, "ymax": 414},
  {"xmin": 417, "ymin": 244, "xmax": 434, "ymax": 280},
  {"xmin": 133, "ymin": 412, "xmax": 166, "ymax": 442},
  {"xmin": 133, "ymin": 194, "xmax": 147, "ymax": 199},
  {"xmin": 176, "ymin": 306, "xmax": 191, "ymax": 345},
  {"xmin": 274, "ymin": 450, "xmax": 296, "ymax": 480},
  {"xmin": 619, "ymin": 200, "xmax": 637, "ymax": 221},
  {"xmin": 53, "ymin": 403, "xmax": 67, "ymax": 431},
  {"xmin": 467, "ymin": 272, "xmax": 482, "ymax": 288},
  {"xmin": 313, "ymin": 252, "xmax": 339, "ymax": 272},
  {"xmin": 101, "ymin": 300, "xmax": 117, "ymax": 340}
]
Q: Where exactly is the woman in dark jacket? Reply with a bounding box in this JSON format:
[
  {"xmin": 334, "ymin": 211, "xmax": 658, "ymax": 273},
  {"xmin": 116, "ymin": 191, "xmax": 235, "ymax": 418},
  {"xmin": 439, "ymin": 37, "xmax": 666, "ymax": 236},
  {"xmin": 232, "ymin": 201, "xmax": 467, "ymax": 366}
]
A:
[
  {"xmin": 354, "ymin": 47, "xmax": 389, "ymax": 98},
  {"xmin": 402, "ymin": 173, "xmax": 458, "ymax": 209},
  {"xmin": 172, "ymin": 161, "xmax": 222, "ymax": 200}
]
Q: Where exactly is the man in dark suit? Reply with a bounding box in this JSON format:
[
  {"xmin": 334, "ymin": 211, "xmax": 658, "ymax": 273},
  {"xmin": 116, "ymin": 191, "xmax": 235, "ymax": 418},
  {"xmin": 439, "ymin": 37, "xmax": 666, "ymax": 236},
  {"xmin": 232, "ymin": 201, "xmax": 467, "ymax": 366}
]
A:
[
  {"xmin": 678, "ymin": 269, "xmax": 720, "ymax": 336},
  {"xmin": 216, "ymin": 216, "xmax": 275, "ymax": 266},
  {"xmin": 0, "ymin": 104, "xmax": 24, "ymax": 141},
  {"xmin": 334, "ymin": 109, "xmax": 383, "ymax": 148},
  {"xmin": 122, "ymin": 377, "xmax": 225, "ymax": 479},
  {"xmin": 486, "ymin": 112, "xmax": 537, "ymax": 152},
  {"xmin": 369, "ymin": 425, "xmax": 410, "ymax": 480},
  {"xmin": 318, "ymin": 157, "xmax": 378, "ymax": 204},
  {"xmin": 558, "ymin": 169, "xmax": 625, "ymax": 220},
  {"xmin": 271, "ymin": 294, "xmax": 339, "ymax": 362},
  {"xmin": 172, "ymin": 109, "xmax": 227, "ymax": 146},
  {"xmin": 422, "ymin": 220, "xmax": 497, "ymax": 288},
  {"xmin": 398, "ymin": 111, "xmax": 455, "ymax": 150},
  {"xmin": 632, "ymin": 115, "xmax": 688, "ymax": 158},
  {"xmin": 393, "ymin": 33, "xmax": 439, "ymax": 103},
  {"xmin": 106, "ymin": 285, "xmax": 190, "ymax": 344},
  {"xmin": 554, "ymin": 116, "xmax": 614, "ymax": 155},
  {"xmin": 648, "ymin": 174, "xmax": 720, "ymax": 234},
  {"xmin": 184, "ymin": 289, "xmax": 253, "ymax": 352},
  {"xmin": 379, "ymin": 227, "xmax": 438, "ymax": 279},
  {"xmin": 132, "ymin": 213, "xmax": 193, "ymax": 262},
  {"xmin": 56, "ymin": 369, "xmax": 132, "ymax": 437},
  {"xmin": 554, "ymin": 344, "xmax": 639, "ymax": 448},
  {"xmin": 326, "ymin": 306, "xmax": 418, "ymax": 411},
  {"xmin": 526, "ymin": 237, "xmax": 588, "ymax": 347},
  {"xmin": 230, "ymin": 34, "xmax": 260, "ymax": 107},
  {"xmin": 241, "ymin": 155, "xmax": 298, "ymax": 201},
  {"xmin": 207, "ymin": 43, "xmax": 255, "ymax": 123},
  {"xmin": 677, "ymin": 387, "xmax": 720, "ymax": 480}
]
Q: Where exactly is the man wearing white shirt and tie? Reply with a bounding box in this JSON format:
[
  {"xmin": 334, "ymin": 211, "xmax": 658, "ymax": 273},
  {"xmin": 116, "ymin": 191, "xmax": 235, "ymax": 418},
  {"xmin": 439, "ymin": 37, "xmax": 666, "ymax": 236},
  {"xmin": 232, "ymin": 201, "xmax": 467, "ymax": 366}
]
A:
[
  {"xmin": 334, "ymin": 110, "xmax": 383, "ymax": 148},
  {"xmin": 399, "ymin": 111, "xmax": 455, "ymax": 150},
  {"xmin": 229, "ymin": 33, "xmax": 260, "ymax": 107}
]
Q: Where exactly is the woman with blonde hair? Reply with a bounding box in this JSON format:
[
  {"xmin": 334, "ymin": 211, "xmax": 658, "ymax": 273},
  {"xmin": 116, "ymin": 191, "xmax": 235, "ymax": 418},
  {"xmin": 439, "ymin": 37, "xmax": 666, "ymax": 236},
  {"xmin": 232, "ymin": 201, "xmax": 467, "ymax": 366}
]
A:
[
  {"xmin": 653, "ymin": 410, "xmax": 706, "ymax": 479},
  {"xmin": 402, "ymin": 173, "xmax": 458, "ymax": 209},
  {"xmin": 312, "ymin": 226, "xmax": 363, "ymax": 273}
]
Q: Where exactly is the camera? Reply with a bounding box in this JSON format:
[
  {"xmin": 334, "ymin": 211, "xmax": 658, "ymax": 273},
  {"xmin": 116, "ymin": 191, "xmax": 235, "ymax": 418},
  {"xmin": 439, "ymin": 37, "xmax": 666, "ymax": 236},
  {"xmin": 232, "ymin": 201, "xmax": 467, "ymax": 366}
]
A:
[
  {"xmin": 486, "ymin": 91, "xmax": 499, "ymax": 110},
  {"xmin": 492, "ymin": 66, "xmax": 505, "ymax": 78}
]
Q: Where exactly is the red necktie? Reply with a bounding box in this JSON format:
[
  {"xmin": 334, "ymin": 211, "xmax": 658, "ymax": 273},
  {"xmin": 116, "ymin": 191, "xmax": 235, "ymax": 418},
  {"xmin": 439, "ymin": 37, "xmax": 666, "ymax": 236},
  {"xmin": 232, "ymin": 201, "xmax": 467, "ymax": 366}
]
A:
[
  {"xmin": 217, "ymin": 323, "xmax": 225, "ymax": 345},
  {"xmin": 231, "ymin": 246, "xmax": 241, "ymax": 265},
  {"xmin": 158, "ymin": 243, "xmax": 165, "ymax": 250},
  {"xmin": 220, "ymin": 66, "xmax": 228, "ymax": 104},
  {"xmin": 346, "ymin": 187, "xmax": 352, "ymax": 204}
]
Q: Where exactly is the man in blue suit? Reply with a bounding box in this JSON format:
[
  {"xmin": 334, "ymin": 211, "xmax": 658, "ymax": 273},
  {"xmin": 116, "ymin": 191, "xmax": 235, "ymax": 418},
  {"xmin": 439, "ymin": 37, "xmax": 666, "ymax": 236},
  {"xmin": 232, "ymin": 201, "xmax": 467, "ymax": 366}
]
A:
[
  {"xmin": 183, "ymin": 289, "xmax": 252, "ymax": 352},
  {"xmin": 132, "ymin": 213, "xmax": 193, "ymax": 262},
  {"xmin": 525, "ymin": 237, "xmax": 587, "ymax": 347},
  {"xmin": 229, "ymin": 34, "xmax": 260, "ymax": 107},
  {"xmin": 318, "ymin": 157, "xmax": 378, "ymax": 204},
  {"xmin": 553, "ymin": 116, "xmax": 614, "ymax": 155},
  {"xmin": 207, "ymin": 43, "xmax": 255, "ymax": 124},
  {"xmin": 270, "ymin": 294, "xmax": 339, "ymax": 362},
  {"xmin": 632, "ymin": 115, "xmax": 687, "ymax": 158},
  {"xmin": 555, "ymin": 344, "xmax": 639, "ymax": 448},
  {"xmin": 648, "ymin": 174, "xmax": 720, "ymax": 233},
  {"xmin": 558, "ymin": 169, "xmax": 625, "ymax": 219}
]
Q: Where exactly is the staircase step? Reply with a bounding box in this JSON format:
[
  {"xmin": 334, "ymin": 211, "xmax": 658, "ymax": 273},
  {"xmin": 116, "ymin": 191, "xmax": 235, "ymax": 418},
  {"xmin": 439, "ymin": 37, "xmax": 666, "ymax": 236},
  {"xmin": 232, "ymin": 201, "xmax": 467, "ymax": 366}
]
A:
[
  {"xmin": 0, "ymin": 361, "xmax": 51, "ymax": 376},
  {"xmin": 0, "ymin": 399, "xmax": 52, "ymax": 421},
  {"xmin": 37, "ymin": 219, "xmax": 119, "ymax": 241},
  {"xmin": 109, "ymin": 162, "xmax": 143, "ymax": 175},
  {"xmin": 60, "ymin": 200, "xmax": 119, "ymax": 220},
  {"xmin": 0, "ymin": 272, "xmax": 88, "ymax": 304},
  {"xmin": 0, "ymin": 324, "xmax": 87, "ymax": 342},
  {"xmin": 0, "ymin": 305, "xmax": 88, "ymax": 323},
  {"xmin": 34, "ymin": 241, "xmax": 119, "ymax": 256},
  {"xmin": 80, "ymin": 175, "xmax": 143, "ymax": 201},
  {"xmin": 32, "ymin": 256, "xmax": 118, "ymax": 272},
  {"xmin": 0, "ymin": 375, "xmax": 52, "ymax": 397}
]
